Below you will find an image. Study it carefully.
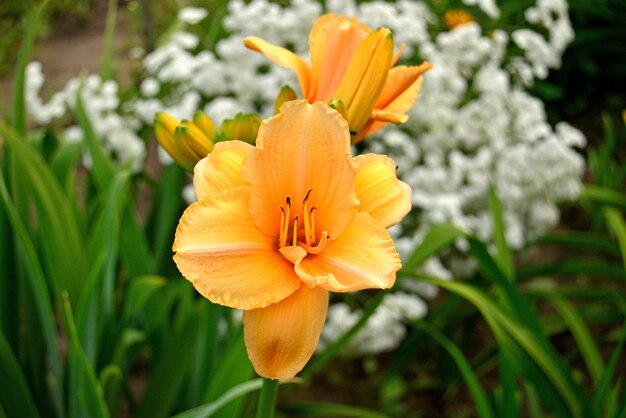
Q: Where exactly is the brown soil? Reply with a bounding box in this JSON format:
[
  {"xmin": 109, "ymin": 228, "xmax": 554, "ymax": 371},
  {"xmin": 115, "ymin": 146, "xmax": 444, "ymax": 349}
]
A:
[{"xmin": 0, "ymin": 0, "xmax": 138, "ymax": 106}]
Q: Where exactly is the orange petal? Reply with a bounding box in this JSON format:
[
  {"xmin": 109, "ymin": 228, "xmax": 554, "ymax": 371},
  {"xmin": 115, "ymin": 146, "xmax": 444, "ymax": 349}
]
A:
[
  {"xmin": 243, "ymin": 285, "xmax": 328, "ymax": 379},
  {"xmin": 309, "ymin": 13, "xmax": 371, "ymax": 101},
  {"xmin": 244, "ymin": 36, "xmax": 312, "ymax": 99},
  {"xmin": 293, "ymin": 212, "xmax": 401, "ymax": 292},
  {"xmin": 370, "ymin": 109, "xmax": 408, "ymax": 124},
  {"xmin": 242, "ymin": 101, "xmax": 358, "ymax": 240},
  {"xmin": 173, "ymin": 188, "xmax": 301, "ymax": 310},
  {"xmin": 375, "ymin": 63, "xmax": 431, "ymax": 109},
  {"xmin": 352, "ymin": 154, "xmax": 412, "ymax": 228},
  {"xmin": 193, "ymin": 140, "xmax": 254, "ymax": 200},
  {"xmin": 333, "ymin": 28, "xmax": 394, "ymax": 134},
  {"xmin": 353, "ymin": 63, "xmax": 431, "ymax": 143}
]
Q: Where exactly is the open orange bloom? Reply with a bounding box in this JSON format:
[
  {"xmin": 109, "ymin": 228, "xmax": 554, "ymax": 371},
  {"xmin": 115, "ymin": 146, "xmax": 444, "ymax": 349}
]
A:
[
  {"xmin": 244, "ymin": 13, "xmax": 432, "ymax": 143},
  {"xmin": 173, "ymin": 101, "xmax": 411, "ymax": 379}
]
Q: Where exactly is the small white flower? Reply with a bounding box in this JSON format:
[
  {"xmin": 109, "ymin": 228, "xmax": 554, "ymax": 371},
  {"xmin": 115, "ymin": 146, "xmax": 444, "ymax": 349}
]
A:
[
  {"xmin": 140, "ymin": 78, "xmax": 160, "ymax": 97},
  {"xmin": 178, "ymin": 7, "xmax": 209, "ymax": 25}
]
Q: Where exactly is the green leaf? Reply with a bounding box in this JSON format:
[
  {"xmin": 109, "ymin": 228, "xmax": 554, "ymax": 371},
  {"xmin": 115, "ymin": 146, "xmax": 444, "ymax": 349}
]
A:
[
  {"xmin": 488, "ymin": 186, "xmax": 514, "ymax": 280},
  {"xmin": 1, "ymin": 124, "xmax": 88, "ymax": 302},
  {"xmin": 582, "ymin": 186, "xmax": 626, "ymax": 210},
  {"xmin": 416, "ymin": 275, "xmax": 590, "ymax": 418},
  {"xmin": 171, "ymin": 379, "xmax": 263, "ymax": 418},
  {"xmin": 0, "ymin": 329, "xmax": 40, "ymax": 418},
  {"xmin": 0, "ymin": 167, "xmax": 66, "ymax": 418},
  {"xmin": 552, "ymin": 298, "xmax": 604, "ymax": 384},
  {"xmin": 202, "ymin": 326, "xmax": 254, "ymax": 418},
  {"xmin": 402, "ymin": 223, "xmax": 466, "ymax": 273},
  {"xmin": 186, "ymin": 302, "xmax": 221, "ymax": 407},
  {"xmin": 122, "ymin": 275, "xmax": 167, "ymax": 323},
  {"xmin": 74, "ymin": 86, "xmax": 116, "ymax": 191},
  {"xmin": 518, "ymin": 260, "xmax": 625, "ymax": 281},
  {"xmin": 50, "ymin": 141, "xmax": 83, "ymax": 190},
  {"xmin": 592, "ymin": 322, "xmax": 626, "ymax": 415},
  {"xmin": 120, "ymin": 206, "xmax": 156, "ymax": 277},
  {"xmin": 467, "ymin": 238, "xmax": 544, "ymax": 336},
  {"xmin": 136, "ymin": 315, "xmax": 201, "ymax": 418},
  {"xmin": 11, "ymin": 3, "xmax": 45, "ymax": 135},
  {"xmin": 147, "ymin": 164, "xmax": 185, "ymax": 271},
  {"xmin": 61, "ymin": 293, "xmax": 111, "ymax": 418},
  {"xmin": 605, "ymin": 207, "xmax": 626, "ymax": 275},
  {"xmin": 535, "ymin": 232, "xmax": 621, "ymax": 256},
  {"xmin": 78, "ymin": 169, "xmax": 130, "ymax": 362},
  {"xmin": 417, "ymin": 321, "xmax": 495, "ymax": 418},
  {"xmin": 101, "ymin": 0, "xmax": 118, "ymax": 80},
  {"xmin": 0, "ymin": 166, "xmax": 65, "ymax": 417}
]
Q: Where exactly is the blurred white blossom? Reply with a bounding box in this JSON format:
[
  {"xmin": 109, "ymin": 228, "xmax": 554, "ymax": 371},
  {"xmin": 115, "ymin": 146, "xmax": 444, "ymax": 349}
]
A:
[{"xmin": 177, "ymin": 7, "xmax": 208, "ymax": 25}]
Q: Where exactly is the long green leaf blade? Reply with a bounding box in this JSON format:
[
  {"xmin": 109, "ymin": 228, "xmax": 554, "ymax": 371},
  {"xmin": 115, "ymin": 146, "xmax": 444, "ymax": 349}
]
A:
[
  {"xmin": 417, "ymin": 321, "xmax": 495, "ymax": 418},
  {"xmin": 0, "ymin": 329, "xmax": 40, "ymax": 418},
  {"xmin": 11, "ymin": 4, "xmax": 45, "ymax": 135}
]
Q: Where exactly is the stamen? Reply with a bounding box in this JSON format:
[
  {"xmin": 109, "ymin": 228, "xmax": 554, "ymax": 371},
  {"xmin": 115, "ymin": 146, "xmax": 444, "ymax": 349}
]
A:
[
  {"xmin": 292, "ymin": 216, "xmax": 298, "ymax": 247},
  {"xmin": 309, "ymin": 207, "xmax": 316, "ymax": 244},
  {"xmin": 302, "ymin": 189, "xmax": 314, "ymax": 246},
  {"xmin": 279, "ymin": 207, "xmax": 287, "ymax": 247},
  {"xmin": 303, "ymin": 199, "xmax": 311, "ymax": 246}
]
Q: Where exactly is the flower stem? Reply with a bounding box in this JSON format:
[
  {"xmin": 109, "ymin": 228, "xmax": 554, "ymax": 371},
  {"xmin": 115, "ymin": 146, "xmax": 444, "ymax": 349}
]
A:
[{"xmin": 255, "ymin": 378, "xmax": 279, "ymax": 418}]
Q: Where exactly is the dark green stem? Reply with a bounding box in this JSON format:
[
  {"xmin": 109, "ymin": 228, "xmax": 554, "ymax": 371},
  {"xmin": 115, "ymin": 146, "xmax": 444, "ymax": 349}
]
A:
[{"xmin": 255, "ymin": 378, "xmax": 279, "ymax": 418}]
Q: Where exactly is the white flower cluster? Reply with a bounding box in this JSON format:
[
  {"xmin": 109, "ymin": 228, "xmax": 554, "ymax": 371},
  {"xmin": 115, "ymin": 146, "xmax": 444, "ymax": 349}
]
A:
[
  {"xmin": 24, "ymin": 62, "xmax": 145, "ymax": 171},
  {"xmin": 512, "ymin": 0, "xmax": 574, "ymax": 82},
  {"xmin": 317, "ymin": 292, "xmax": 428, "ymax": 356}
]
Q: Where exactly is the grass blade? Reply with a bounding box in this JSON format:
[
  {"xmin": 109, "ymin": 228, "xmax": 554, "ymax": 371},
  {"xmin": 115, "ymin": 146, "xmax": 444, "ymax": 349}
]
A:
[
  {"xmin": 61, "ymin": 293, "xmax": 110, "ymax": 418},
  {"xmin": 402, "ymin": 223, "xmax": 466, "ymax": 273},
  {"xmin": 536, "ymin": 231, "xmax": 621, "ymax": 256},
  {"xmin": 416, "ymin": 275, "xmax": 590, "ymax": 418},
  {"xmin": 11, "ymin": 4, "xmax": 45, "ymax": 135},
  {"xmin": 0, "ymin": 329, "xmax": 40, "ymax": 418},
  {"xmin": 101, "ymin": 0, "xmax": 118, "ymax": 80},
  {"xmin": 0, "ymin": 124, "xmax": 88, "ymax": 302},
  {"xmin": 488, "ymin": 186, "xmax": 514, "ymax": 280},
  {"xmin": 605, "ymin": 207, "xmax": 626, "ymax": 274},
  {"xmin": 202, "ymin": 326, "xmax": 254, "ymax": 418},
  {"xmin": 417, "ymin": 321, "xmax": 495, "ymax": 418},
  {"xmin": 136, "ymin": 315, "xmax": 200, "ymax": 418},
  {"xmin": 74, "ymin": 86, "xmax": 115, "ymax": 191},
  {"xmin": 592, "ymin": 322, "xmax": 626, "ymax": 415},
  {"xmin": 552, "ymin": 297, "xmax": 604, "ymax": 384},
  {"xmin": 582, "ymin": 186, "xmax": 626, "ymax": 210},
  {"xmin": 0, "ymin": 167, "xmax": 65, "ymax": 418},
  {"xmin": 171, "ymin": 379, "xmax": 263, "ymax": 418}
]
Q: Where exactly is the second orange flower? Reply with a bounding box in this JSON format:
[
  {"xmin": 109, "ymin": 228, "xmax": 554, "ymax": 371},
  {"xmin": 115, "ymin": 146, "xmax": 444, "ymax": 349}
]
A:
[{"xmin": 244, "ymin": 13, "xmax": 432, "ymax": 143}]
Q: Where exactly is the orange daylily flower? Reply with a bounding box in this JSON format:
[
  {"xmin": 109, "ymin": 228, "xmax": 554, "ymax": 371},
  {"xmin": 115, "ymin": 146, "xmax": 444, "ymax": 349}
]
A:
[
  {"xmin": 244, "ymin": 13, "xmax": 432, "ymax": 143},
  {"xmin": 172, "ymin": 101, "xmax": 411, "ymax": 379},
  {"xmin": 444, "ymin": 10, "xmax": 474, "ymax": 29}
]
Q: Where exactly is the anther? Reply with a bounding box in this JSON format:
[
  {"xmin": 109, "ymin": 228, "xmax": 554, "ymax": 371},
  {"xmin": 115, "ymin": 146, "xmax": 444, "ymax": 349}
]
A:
[{"xmin": 303, "ymin": 189, "xmax": 312, "ymax": 203}]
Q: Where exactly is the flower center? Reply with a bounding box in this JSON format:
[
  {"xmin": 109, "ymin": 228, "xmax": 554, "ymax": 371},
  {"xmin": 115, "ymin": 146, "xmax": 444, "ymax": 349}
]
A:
[{"xmin": 278, "ymin": 190, "xmax": 328, "ymax": 254}]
